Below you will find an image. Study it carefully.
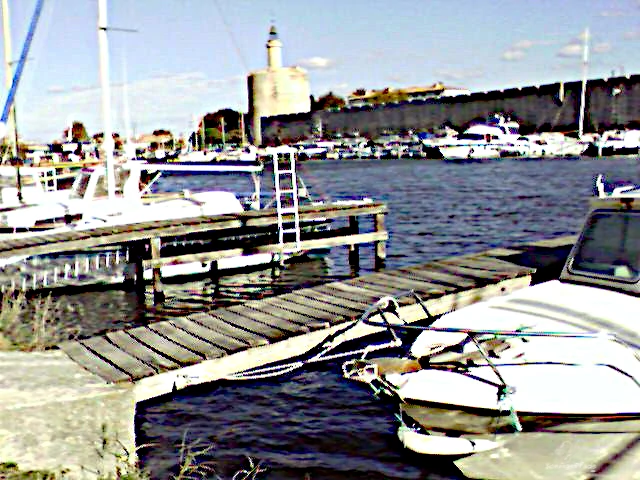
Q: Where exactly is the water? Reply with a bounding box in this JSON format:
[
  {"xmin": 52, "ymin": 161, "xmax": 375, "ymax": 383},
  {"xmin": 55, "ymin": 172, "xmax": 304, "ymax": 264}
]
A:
[{"xmin": 56, "ymin": 156, "xmax": 640, "ymax": 478}]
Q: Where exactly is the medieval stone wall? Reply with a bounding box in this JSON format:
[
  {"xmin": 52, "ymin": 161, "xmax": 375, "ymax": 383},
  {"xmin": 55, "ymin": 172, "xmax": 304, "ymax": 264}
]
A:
[{"xmin": 260, "ymin": 74, "xmax": 640, "ymax": 143}]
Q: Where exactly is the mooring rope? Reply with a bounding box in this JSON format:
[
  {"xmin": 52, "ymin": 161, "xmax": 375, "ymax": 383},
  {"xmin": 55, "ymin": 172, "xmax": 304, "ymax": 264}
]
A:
[{"xmin": 224, "ymin": 295, "xmax": 405, "ymax": 381}]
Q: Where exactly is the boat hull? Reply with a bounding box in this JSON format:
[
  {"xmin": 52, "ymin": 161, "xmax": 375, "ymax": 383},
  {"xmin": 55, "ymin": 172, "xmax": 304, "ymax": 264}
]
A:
[{"xmin": 439, "ymin": 144, "xmax": 502, "ymax": 160}]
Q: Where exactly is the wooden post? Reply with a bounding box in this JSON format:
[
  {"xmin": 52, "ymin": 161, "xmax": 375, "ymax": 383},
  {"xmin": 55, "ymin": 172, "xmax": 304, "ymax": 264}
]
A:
[
  {"xmin": 348, "ymin": 216, "xmax": 360, "ymax": 275},
  {"xmin": 374, "ymin": 212, "xmax": 386, "ymax": 270},
  {"xmin": 150, "ymin": 237, "xmax": 164, "ymax": 304},
  {"xmin": 206, "ymin": 259, "xmax": 220, "ymax": 299},
  {"xmin": 123, "ymin": 242, "xmax": 146, "ymax": 297}
]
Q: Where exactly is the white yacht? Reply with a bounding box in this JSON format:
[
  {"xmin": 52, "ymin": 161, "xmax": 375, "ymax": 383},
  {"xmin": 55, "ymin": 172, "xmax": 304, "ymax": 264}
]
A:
[
  {"xmin": 438, "ymin": 114, "xmax": 521, "ymax": 160},
  {"xmin": 342, "ymin": 174, "xmax": 640, "ymax": 479}
]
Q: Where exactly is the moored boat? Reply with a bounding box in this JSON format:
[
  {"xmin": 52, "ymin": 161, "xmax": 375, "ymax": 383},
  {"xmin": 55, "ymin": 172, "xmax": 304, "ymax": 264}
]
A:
[
  {"xmin": 437, "ymin": 114, "xmax": 520, "ymax": 160},
  {"xmin": 341, "ymin": 174, "xmax": 640, "ymax": 479}
]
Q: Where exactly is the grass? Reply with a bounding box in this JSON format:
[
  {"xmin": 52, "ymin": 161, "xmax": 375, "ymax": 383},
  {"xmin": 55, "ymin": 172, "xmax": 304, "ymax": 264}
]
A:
[
  {"xmin": 0, "ymin": 427, "xmax": 267, "ymax": 480},
  {"xmin": 0, "ymin": 290, "xmax": 79, "ymax": 351}
]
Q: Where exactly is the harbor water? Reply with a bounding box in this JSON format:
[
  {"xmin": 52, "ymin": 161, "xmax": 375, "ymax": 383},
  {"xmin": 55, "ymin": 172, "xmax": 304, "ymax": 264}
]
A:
[{"xmin": 51, "ymin": 156, "xmax": 640, "ymax": 479}]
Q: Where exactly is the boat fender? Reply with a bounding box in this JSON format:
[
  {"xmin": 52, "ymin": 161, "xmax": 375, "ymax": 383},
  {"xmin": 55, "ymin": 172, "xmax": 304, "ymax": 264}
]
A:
[{"xmin": 468, "ymin": 148, "xmax": 474, "ymax": 158}]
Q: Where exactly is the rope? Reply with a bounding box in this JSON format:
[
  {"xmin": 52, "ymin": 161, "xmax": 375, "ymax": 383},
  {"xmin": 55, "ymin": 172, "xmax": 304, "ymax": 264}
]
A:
[{"xmin": 223, "ymin": 296, "xmax": 404, "ymax": 381}]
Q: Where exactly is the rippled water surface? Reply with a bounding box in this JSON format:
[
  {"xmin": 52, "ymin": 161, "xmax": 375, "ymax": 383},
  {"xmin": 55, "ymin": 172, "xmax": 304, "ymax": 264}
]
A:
[{"xmin": 57, "ymin": 156, "xmax": 640, "ymax": 478}]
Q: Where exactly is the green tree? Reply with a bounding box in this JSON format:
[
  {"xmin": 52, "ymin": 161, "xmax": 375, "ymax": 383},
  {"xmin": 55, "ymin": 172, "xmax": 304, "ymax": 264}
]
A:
[
  {"xmin": 63, "ymin": 121, "xmax": 89, "ymax": 142},
  {"xmin": 196, "ymin": 109, "xmax": 245, "ymax": 146},
  {"xmin": 311, "ymin": 92, "xmax": 346, "ymax": 111}
]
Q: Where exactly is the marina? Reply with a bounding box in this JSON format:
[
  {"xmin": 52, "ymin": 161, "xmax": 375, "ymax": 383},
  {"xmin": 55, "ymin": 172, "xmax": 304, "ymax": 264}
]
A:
[
  {"xmin": 0, "ymin": 155, "xmax": 638, "ymax": 479},
  {"xmin": 0, "ymin": 1, "xmax": 639, "ymax": 478}
]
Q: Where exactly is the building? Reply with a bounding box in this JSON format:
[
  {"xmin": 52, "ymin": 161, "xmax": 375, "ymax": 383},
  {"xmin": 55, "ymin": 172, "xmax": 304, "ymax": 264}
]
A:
[
  {"xmin": 347, "ymin": 83, "xmax": 471, "ymax": 107},
  {"xmin": 247, "ymin": 25, "xmax": 311, "ymax": 145},
  {"xmin": 261, "ymin": 74, "xmax": 640, "ymax": 142}
]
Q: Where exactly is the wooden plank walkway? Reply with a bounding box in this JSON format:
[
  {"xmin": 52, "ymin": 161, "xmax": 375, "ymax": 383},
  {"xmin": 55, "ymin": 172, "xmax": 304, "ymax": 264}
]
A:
[
  {"xmin": 0, "ymin": 202, "xmax": 387, "ymax": 258},
  {"xmin": 54, "ymin": 238, "xmax": 576, "ymax": 402},
  {"xmin": 0, "ymin": 201, "xmax": 388, "ymax": 293}
]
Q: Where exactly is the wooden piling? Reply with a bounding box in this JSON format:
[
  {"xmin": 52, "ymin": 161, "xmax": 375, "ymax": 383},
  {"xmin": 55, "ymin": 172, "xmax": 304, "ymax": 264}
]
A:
[
  {"xmin": 150, "ymin": 237, "xmax": 164, "ymax": 304},
  {"xmin": 374, "ymin": 212, "xmax": 386, "ymax": 270},
  {"xmin": 348, "ymin": 216, "xmax": 360, "ymax": 274}
]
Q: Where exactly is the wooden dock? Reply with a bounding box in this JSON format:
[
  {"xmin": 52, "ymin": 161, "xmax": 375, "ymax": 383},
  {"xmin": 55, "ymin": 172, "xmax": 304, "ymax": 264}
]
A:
[
  {"xmin": 0, "ymin": 200, "xmax": 388, "ymax": 297},
  {"xmin": 55, "ymin": 236, "xmax": 577, "ymax": 402},
  {"xmin": 0, "ymin": 234, "xmax": 576, "ymax": 478}
]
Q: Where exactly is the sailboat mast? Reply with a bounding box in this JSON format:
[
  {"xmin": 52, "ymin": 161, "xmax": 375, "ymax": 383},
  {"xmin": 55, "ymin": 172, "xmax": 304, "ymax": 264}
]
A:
[
  {"xmin": 578, "ymin": 28, "xmax": 589, "ymax": 139},
  {"xmin": 98, "ymin": 0, "xmax": 116, "ymax": 198},
  {"xmin": 1, "ymin": 0, "xmax": 17, "ymax": 159}
]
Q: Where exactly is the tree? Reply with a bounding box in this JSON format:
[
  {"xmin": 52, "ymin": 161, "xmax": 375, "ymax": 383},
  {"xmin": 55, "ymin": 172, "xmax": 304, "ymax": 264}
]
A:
[
  {"xmin": 92, "ymin": 131, "xmax": 124, "ymax": 150},
  {"xmin": 194, "ymin": 109, "xmax": 245, "ymax": 146},
  {"xmin": 152, "ymin": 129, "xmax": 172, "ymax": 137},
  {"xmin": 62, "ymin": 121, "xmax": 89, "ymax": 142},
  {"xmin": 311, "ymin": 92, "xmax": 346, "ymax": 111}
]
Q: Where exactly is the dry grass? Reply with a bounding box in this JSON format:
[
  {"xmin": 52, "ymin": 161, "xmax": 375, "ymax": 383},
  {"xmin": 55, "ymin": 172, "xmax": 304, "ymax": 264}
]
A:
[
  {"xmin": 0, "ymin": 290, "xmax": 79, "ymax": 351},
  {"xmin": 0, "ymin": 428, "xmax": 267, "ymax": 480}
]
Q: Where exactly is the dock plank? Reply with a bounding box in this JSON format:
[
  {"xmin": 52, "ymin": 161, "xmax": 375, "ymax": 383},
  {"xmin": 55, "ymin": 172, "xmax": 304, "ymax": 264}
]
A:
[
  {"xmin": 334, "ymin": 279, "xmax": 401, "ymax": 298},
  {"xmin": 278, "ymin": 291, "xmax": 358, "ymax": 324},
  {"xmin": 81, "ymin": 336, "xmax": 156, "ymax": 380},
  {"xmin": 58, "ymin": 340, "xmax": 132, "ymax": 383},
  {"xmin": 348, "ymin": 276, "xmax": 411, "ymax": 296},
  {"xmin": 226, "ymin": 304, "xmax": 311, "ymax": 335},
  {"xmin": 427, "ymin": 260, "xmax": 510, "ymax": 283},
  {"xmin": 147, "ymin": 322, "xmax": 227, "ymax": 359},
  {"xmin": 126, "ymin": 326, "xmax": 203, "ymax": 366},
  {"xmin": 401, "ymin": 264, "xmax": 479, "ymax": 291},
  {"xmin": 208, "ymin": 309, "xmax": 287, "ymax": 341},
  {"xmin": 365, "ymin": 272, "xmax": 452, "ymax": 296},
  {"xmin": 169, "ymin": 317, "xmax": 250, "ymax": 353},
  {"xmin": 312, "ymin": 284, "xmax": 378, "ymax": 309},
  {"xmin": 320, "ymin": 282, "xmax": 383, "ymax": 304},
  {"xmin": 252, "ymin": 296, "xmax": 334, "ymax": 326},
  {"xmin": 343, "ymin": 278, "xmax": 405, "ymax": 296},
  {"xmin": 452, "ymin": 255, "xmax": 536, "ymax": 274},
  {"xmin": 187, "ymin": 312, "xmax": 269, "ymax": 347},
  {"xmin": 396, "ymin": 265, "xmax": 477, "ymax": 289},
  {"xmin": 381, "ymin": 270, "xmax": 458, "ymax": 294},
  {"xmin": 289, "ymin": 288, "xmax": 365, "ymax": 316},
  {"xmin": 106, "ymin": 330, "xmax": 180, "ymax": 371},
  {"xmin": 241, "ymin": 300, "xmax": 330, "ymax": 330}
]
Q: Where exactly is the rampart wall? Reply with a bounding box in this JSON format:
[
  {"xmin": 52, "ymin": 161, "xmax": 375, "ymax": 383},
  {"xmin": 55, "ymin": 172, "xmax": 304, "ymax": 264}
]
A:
[{"xmin": 261, "ymin": 74, "xmax": 640, "ymax": 143}]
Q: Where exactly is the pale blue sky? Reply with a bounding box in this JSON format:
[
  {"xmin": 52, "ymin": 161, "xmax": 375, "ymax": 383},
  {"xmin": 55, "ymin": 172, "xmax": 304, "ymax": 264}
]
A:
[{"xmin": 2, "ymin": 0, "xmax": 639, "ymax": 142}]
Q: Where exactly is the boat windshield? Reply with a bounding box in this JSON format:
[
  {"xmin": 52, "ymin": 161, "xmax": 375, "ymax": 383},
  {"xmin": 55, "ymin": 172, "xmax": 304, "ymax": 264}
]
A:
[{"xmin": 570, "ymin": 211, "xmax": 640, "ymax": 281}]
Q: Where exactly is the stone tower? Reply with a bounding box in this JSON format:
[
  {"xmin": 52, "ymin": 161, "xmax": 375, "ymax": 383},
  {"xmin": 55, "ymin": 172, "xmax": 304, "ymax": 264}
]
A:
[{"xmin": 247, "ymin": 25, "xmax": 311, "ymax": 145}]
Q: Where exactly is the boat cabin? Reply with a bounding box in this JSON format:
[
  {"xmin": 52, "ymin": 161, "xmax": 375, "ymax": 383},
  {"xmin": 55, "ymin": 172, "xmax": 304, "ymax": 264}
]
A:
[{"xmin": 560, "ymin": 176, "xmax": 640, "ymax": 294}]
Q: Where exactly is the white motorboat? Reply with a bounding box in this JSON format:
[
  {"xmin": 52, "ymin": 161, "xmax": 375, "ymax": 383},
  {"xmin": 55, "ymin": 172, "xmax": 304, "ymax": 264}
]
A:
[
  {"xmin": 342, "ymin": 174, "xmax": 640, "ymax": 479},
  {"xmin": 0, "ymin": 165, "xmax": 76, "ymax": 208},
  {"xmin": 0, "ymin": 147, "xmax": 336, "ymax": 286},
  {"xmin": 438, "ymin": 114, "xmax": 520, "ymax": 160},
  {"xmin": 512, "ymin": 132, "xmax": 588, "ymax": 158},
  {"xmin": 585, "ymin": 129, "xmax": 640, "ymax": 157}
]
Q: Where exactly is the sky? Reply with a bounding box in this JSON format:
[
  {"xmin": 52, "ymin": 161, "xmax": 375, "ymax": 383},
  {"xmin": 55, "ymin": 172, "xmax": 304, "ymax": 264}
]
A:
[{"xmin": 1, "ymin": 0, "xmax": 639, "ymax": 143}]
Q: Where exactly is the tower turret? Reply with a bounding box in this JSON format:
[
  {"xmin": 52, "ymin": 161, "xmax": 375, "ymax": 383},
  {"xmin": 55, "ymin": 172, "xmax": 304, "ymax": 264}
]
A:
[{"xmin": 266, "ymin": 24, "xmax": 282, "ymax": 69}]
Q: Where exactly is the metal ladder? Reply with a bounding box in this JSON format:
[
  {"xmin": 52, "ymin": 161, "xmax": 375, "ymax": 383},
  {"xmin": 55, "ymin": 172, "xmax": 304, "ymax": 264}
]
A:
[{"xmin": 272, "ymin": 148, "xmax": 301, "ymax": 252}]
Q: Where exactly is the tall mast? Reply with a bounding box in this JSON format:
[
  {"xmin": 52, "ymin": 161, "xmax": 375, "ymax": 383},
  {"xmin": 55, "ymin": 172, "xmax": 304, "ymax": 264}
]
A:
[
  {"xmin": 1, "ymin": 0, "xmax": 45, "ymax": 153},
  {"xmin": 578, "ymin": 28, "xmax": 589, "ymax": 139},
  {"xmin": 98, "ymin": 0, "xmax": 116, "ymax": 198},
  {"xmin": 1, "ymin": 0, "xmax": 17, "ymax": 159}
]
